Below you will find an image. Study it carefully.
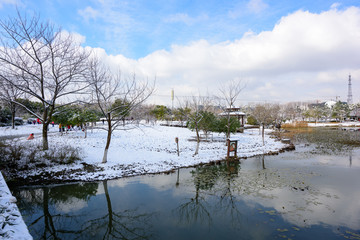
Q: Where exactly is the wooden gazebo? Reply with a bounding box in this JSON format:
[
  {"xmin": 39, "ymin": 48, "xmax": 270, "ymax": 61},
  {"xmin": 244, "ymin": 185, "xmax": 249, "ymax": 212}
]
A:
[{"xmin": 219, "ymin": 108, "xmax": 246, "ymax": 127}]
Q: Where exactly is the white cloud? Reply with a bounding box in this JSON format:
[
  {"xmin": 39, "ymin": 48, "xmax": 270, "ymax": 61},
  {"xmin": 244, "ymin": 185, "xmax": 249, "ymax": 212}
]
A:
[
  {"xmin": 60, "ymin": 30, "xmax": 86, "ymax": 45},
  {"xmin": 85, "ymin": 6, "xmax": 360, "ymax": 106},
  {"xmin": 247, "ymin": 0, "xmax": 268, "ymax": 14},
  {"xmin": 78, "ymin": 6, "xmax": 100, "ymax": 22},
  {"xmin": 0, "ymin": 0, "xmax": 18, "ymax": 8},
  {"xmin": 164, "ymin": 13, "xmax": 209, "ymax": 26},
  {"xmin": 331, "ymin": 2, "xmax": 341, "ymax": 9}
]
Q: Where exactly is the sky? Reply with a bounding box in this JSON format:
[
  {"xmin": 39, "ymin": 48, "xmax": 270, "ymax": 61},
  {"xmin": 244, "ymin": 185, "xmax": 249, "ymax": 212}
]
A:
[{"xmin": 0, "ymin": 0, "xmax": 360, "ymax": 107}]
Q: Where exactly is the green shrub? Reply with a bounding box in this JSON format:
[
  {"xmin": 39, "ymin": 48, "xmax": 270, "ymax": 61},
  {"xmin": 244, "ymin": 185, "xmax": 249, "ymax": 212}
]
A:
[{"xmin": 246, "ymin": 115, "xmax": 258, "ymax": 125}]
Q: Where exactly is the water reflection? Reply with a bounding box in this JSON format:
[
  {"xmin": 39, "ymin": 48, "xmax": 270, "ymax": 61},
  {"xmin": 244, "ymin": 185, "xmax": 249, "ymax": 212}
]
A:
[
  {"xmin": 13, "ymin": 182, "xmax": 155, "ymax": 239},
  {"xmin": 174, "ymin": 161, "xmax": 239, "ymax": 228},
  {"xmin": 13, "ymin": 183, "xmax": 98, "ymax": 238},
  {"xmin": 13, "ymin": 152, "xmax": 360, "ymax": 239}
]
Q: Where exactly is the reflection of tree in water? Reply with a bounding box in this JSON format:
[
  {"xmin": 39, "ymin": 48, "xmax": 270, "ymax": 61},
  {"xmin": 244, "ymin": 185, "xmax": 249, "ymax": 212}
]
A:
[
  {"xmin": 174, "ymin": 161, "xmax": 240, "ymax": 227},
  {"xmin": 13, "ymin": 181, "xmax": 155, "ymax": 239},
  {"xmin": 175, "ymin": 156, "xmax": 338, "ymax": 230},
  {"xmin": 214, "ymin": 160, "xmax": 242, "ymax": 226},
  {"xmin": 211, "ymin": 156, "xmax": 339, "ymax": 228},
  {"xmin": 79, "ymin": 180, "xmax": 154, "ymax": 240},
  {"xmin": 173, "ymin": 166, "xmax": 215, "ymax": 227},
  {"xmin": 349, "ymin": 150, "xmax": 352, "ymax": 167},
  {"xmin": 13, "ymin": 182, "xmax": 98, "ymax": 239}
]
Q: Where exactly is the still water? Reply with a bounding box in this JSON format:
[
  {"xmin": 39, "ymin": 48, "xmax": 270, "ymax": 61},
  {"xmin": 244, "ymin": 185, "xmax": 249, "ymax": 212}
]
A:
[{"xmin": 12, "ymin": 132, "xmax": 360, "ymax": 239}]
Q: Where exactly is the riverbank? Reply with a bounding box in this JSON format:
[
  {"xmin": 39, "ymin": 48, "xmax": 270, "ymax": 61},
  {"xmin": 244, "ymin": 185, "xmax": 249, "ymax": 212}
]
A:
[
  {"xmin": 1, "ymin": 123, "xmax": 290, "ymax": 186},
  {"xmin": 0, "ymin": 123, "xmax": 292, "ymax": 239},
  {"xmin": 0, "ymin": 172, "xmax": 32, "ymax": 239}
]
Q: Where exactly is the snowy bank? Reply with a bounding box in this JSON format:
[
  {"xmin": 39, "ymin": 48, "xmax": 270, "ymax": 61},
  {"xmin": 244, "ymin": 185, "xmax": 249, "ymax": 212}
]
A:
[
  {"xmin": 0, "ymin": 172, "xmax": 32, "ymax": 239},
  {"xmin": 1, "ymin": 124, "xmax": 288, "ymax": 184},
  {"xmin": 308, "ymin": 122, "xmax": 360, "ymax": 127}
]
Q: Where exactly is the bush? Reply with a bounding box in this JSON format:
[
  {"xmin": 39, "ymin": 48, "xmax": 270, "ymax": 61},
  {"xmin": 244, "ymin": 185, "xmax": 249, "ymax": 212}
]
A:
[
  {"xmin": 213, "ymin": 117, "xmax": 240, "ymax": 137},
  {"xmin": 246, "ymin": 115, "xmax": 258, "ymax": 125},
  {"xmin": 0, "ymin": 140, "xmax": 81, "ymax": 173}
]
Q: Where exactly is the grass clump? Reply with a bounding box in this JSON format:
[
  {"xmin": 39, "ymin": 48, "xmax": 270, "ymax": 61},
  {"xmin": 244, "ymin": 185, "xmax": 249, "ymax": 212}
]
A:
[
  {"xmin": 294, "ymin": 127, "xmax": 360, "ymax": 153},
  {"xmin": 0, "ymin": 140, "xmax": 82, "ymax": 175}
]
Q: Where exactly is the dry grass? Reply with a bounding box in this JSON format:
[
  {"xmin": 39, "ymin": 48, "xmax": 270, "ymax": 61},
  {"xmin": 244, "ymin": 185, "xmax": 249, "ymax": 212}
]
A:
[
  {"xmin": 275, "ymin": 122, "xmax": 313, "ymax": 141},
  {"xmin": 282, "ymin": 121, "xmax": 309, "ymax": 129}
]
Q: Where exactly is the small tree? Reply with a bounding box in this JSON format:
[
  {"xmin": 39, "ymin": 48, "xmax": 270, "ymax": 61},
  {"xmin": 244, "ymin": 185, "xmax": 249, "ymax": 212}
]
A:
[
  {"xmin": 331, "ymin": 101, "xmax": 349, "ymax": 121},
  {"xmin": 246, "ymin": 115, "xmax": 258, "ymax": 125},
  {"xmin": 173, "ymin": 107, "xmax": 191, "ymax": 126},
  {"xmin": 88, "ymin": 56, "xmax": 153, "ymax": 163},
  {"xmin": 213, "ymin": 117, "xmax": 240, "ymax": 138},
  {"xmin": 187, "ymin": 95, "xmax": 212, "ymax": 156},
  {"xmin": 218, "ymin": 80, "xmax": 245, "ymax": 139},
  {"xmin": 252, "ymin": 104, "xmax": 279, "ymax": 146},
  {"xmin": 198, "ymin": 111, "xmax": 217, "ymax": 139},
  {"xmin": 150, "ymin": 105, "xmax": 170, "ymax": 121}
]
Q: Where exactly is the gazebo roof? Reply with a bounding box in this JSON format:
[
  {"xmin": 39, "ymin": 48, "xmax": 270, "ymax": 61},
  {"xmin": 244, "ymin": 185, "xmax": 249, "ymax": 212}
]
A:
[{"xmin": 219, "ymin": 111, "xmax": 246, "ymax": 116}]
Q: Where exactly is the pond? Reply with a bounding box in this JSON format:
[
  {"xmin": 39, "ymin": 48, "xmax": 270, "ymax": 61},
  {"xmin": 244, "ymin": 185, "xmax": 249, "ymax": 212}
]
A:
[{"xmin": 11, "ymin": 128, "xmax": 360, "ymax": 239}]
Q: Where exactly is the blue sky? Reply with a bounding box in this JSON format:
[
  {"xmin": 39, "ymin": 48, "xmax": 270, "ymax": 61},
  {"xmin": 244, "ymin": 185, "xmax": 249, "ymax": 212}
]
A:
[
  {"xmin": 1, "ymin": 0, "xmax": 358, "ymax": 59},
  {"xmin": 1, "ymin": 0, "xmax": 360, "ymax": 105}
]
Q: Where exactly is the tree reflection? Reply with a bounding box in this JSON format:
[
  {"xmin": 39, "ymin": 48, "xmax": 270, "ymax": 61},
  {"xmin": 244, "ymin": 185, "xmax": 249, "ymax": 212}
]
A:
[
  {"xmin": 213, "ymin": 160, "xmax": 243, "ymax": 228},
  {"xmin": 174, "ymin": 161, "xmax": 240, "ymax": 227},
  {"xmin": 349, "ymin": 150, "xmax": 352, "ymax": 167},
  {"xmin": 13, "ymin": 182, "xmax": 98, "ymax": 239},
  {"xmin": 13, "ymin": 181, "xmax": 155, "ymax": 239},
  {"xmin": 173, "ymin": 165, "xmax": 219, "ymax": 227},
  {"xmin": 79, "ymin": 180, "xmax": 154, "ymax": 239}
]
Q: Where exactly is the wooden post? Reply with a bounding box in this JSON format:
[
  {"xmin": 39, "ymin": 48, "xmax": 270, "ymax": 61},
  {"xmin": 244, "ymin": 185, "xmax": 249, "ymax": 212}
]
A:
[
  {"xmin": 175, "ymin": 137, "xmax": 179, "ymax": 156},
  {"xmin": 227, "ymin": 139, "xmax": 238, "ymax": 159}
]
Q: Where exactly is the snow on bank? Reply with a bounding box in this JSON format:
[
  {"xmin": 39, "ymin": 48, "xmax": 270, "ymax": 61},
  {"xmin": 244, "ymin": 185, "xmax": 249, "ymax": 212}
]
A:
[
  {"xmin": 2, "ymin": 123, "xmax": 287, "ymax": 182},
  {"xmin": 308, "ymin": 122, "xmax": 360, "ymax": 127},
  {"xmin": 0, "ymin": 172, "xmax": 32, "ymax": 240}
]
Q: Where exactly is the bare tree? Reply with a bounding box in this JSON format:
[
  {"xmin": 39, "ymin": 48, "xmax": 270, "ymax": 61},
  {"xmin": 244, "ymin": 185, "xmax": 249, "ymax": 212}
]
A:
[
  {"xmin": 0, "ymin": 11, "xmax": 89, "ymax": 149},
  {"xmin": 252, "ymin": 103, "xmax": 280, "ymax": 145},
  {"xmin": 88, "ymin": 57, "xmax": 154, "ymax": 163},
  {"xmin": 218, "ymin": 80, "xmax": 245, "ymax": 139},
  {"xmin": 187, "ymin": 95, "xmax": 212, "ymax": 156},
  {"xmin": 0, "ymin": 76, "xmax": 23, "ymax": 128}
]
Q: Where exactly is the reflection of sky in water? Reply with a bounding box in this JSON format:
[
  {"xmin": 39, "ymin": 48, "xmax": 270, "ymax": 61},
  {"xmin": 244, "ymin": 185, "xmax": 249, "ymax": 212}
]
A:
[{"xmin": 14, "ymin": 145, "xmax": 360, "ymax": 239}]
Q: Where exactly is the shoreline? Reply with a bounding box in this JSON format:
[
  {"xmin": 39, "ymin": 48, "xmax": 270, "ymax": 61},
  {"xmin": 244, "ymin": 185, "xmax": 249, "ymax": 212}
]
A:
[{"xmin": 6, "ymin": 142, "xmax": 295, "ymax": 187}]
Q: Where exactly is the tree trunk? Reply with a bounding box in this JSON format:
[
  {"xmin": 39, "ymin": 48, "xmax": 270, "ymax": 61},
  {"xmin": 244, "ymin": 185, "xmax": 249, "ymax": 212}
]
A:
[
  {"xmin": 42, "ymin": 123, "xmax": 49, "ymax": 150},
  {"xmin": 226, "ymin": 114, "xmax": 231, "ymax": 139},
  {"xmin": 262, "ymin": 124, "xmax": 265, "ymax": 146},
  {"xmin": 102, "ymin": 120, "xmax": 112, "ymax": 163},
  {"xmin": 84, "ymin": 125, "xmax": 87, "ymax": 138},
  {"xmin": 194, "ymin": 127, "xmax": 200, "ymax": 156},
  {"xmin": 103, "ymin": 180, "xmax": 113, "ymax": 235},
  {"xmin": 11, "ymin": 102, "xmax": 16, "ymax": 129}
]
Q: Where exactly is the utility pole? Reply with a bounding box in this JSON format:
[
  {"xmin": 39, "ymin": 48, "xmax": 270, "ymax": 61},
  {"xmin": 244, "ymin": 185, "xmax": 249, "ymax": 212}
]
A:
[{"xmin": 347, "ymin": 74, "xmax": 353, "ymax": 105}]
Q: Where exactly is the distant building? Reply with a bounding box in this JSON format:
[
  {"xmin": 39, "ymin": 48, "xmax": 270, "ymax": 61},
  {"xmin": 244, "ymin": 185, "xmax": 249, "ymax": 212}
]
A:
[{"xmin": 349, "ymin": 107, "xmax": 360, "ymax": 121}]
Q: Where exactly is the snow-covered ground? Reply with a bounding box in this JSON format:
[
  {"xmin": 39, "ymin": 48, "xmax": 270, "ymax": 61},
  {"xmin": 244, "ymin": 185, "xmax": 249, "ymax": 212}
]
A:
[
  {"xmin": 0, "ymin": 172, "xmax": 32, "ymax": 239},
  {"xmin": 1, "ymin": 123, "xmax": 287, "ymax": 182}
]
